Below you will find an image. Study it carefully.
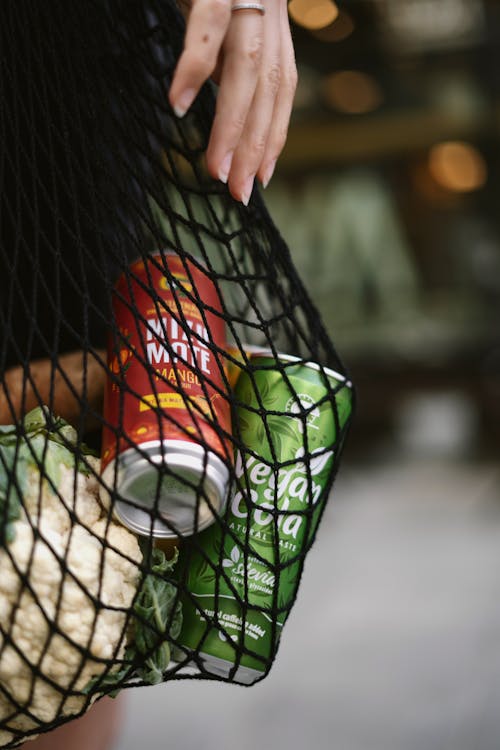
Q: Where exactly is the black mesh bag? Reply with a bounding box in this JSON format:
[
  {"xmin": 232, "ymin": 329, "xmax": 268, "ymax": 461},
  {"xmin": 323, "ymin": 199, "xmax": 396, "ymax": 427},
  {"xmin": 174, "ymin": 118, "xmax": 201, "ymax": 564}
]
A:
[{"xmin": 0, "ymin": 1, "xmax": 354, "ymax": 746}]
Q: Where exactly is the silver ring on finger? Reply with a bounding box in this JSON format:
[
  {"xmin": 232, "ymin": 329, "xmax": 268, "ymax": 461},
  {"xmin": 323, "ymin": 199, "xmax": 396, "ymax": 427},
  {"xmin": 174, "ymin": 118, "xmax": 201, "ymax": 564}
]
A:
[{"xmin": 231, "ymin": 3, "xmax": 266, "ymax": 14}]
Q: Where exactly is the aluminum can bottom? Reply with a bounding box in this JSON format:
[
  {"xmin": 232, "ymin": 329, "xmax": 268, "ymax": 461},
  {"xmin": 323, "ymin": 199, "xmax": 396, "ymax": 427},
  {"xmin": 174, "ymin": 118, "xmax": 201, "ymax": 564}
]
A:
[
  {"xmin": 196, "ymin": 653, "xmax": 264, "ymax": 685},
  {"xmin": 101, "ymin": 440, "xmax": 229, "ymax": 538}
]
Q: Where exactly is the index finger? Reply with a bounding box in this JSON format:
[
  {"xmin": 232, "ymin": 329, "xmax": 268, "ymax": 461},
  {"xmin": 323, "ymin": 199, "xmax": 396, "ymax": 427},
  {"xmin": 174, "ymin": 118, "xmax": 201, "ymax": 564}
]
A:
[{"xmin": 169, "ymin": 0, "xmax": 232, "ymax": 117}]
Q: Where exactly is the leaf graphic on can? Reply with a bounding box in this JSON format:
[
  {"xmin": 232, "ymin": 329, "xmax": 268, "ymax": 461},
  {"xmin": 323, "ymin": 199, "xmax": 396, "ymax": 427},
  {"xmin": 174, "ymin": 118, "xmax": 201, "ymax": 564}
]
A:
[
  {"xmin": 255, "ymin": 420, "xmax": 266, "ymax": 446},
  {"xmin": 295, "ymin": 446, "xmax": 334, "ymax": 477},
  {"xmin": 267, "ymin": 416, "xmax": 300, "ymax": 443},
  {"xmin": 255, "ymin": 375, "xmax": 270, "ymax": 405},
  {"xmin": 260, "ymin": 375, "xmax": 270, "ymax": 397},
  {"xmin": 271, "ymin": 431, "xmax": 282, "ymax": 460},
  {"xmin": 222, "ymin": 545, "xmax": 241, "ymax": 568},
  {"xmin": 262, "ymin": 388, "xmax": 281, "ymax": 408},
  {"xmin": 236, "ymin": 414, "xmax": 251, "ymax": 434},
  {"xmin": 309, "ymin": 449, "xmax": 334, "ymax": 476},
  {"xmin": 196, "ymin": 554, "xmax": 218, "ymax": 584},
  {"xmin": 237, "ymin": 381, "xmax": 254, "ymax": 407},
  {"xmin": 266, "ymin": 416, "xmax": 301, "ymax": 459},
  {"xmin": 278, "ymin": 567, "xmax": 299, "ymax": 608}
]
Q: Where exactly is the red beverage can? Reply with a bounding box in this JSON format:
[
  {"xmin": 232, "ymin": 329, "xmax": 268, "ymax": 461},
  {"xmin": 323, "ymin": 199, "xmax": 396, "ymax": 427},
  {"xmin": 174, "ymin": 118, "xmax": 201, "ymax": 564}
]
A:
[{"xmin": 100, "ymin": 251, "xmax": 231, "ymax": 538}]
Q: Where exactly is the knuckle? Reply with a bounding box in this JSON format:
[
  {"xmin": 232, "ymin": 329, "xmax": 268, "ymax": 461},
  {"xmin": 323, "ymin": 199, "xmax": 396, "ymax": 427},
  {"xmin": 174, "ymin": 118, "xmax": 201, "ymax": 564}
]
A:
[
  {"xmin": 246, "ymin": 133, "xmax": 267, "ymax": 160},
  {"xmin": 224, "ymin": 111, "xmax": 247, "ymax": 135},
  {"xmin": 243, "ymin": 35, "xmax": 263, "ymax": 70},
  {"xmin": 266, "ymin": 62, "xmax": 281, "ymax": 96}
]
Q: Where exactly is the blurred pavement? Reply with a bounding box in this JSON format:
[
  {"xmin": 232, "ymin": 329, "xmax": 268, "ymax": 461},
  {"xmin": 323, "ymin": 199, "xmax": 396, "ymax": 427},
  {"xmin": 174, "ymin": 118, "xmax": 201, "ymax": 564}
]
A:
[{"xmin": 115, "ymin": 457, "xmax": 500, "ymax": 750}]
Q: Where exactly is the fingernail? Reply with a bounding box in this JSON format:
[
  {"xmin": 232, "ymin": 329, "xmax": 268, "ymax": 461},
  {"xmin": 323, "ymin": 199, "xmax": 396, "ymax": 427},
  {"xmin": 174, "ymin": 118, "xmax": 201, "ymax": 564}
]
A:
[
  {"xmin": 241, "ymin": 175, "xmax": 255, "ymax": 206},
  {"xmin": 218, "ymin": 152, "xmax": 234, "ymax": 184},
  {"xmin": 173, "ymin": 88, "xmax": 196, "ymax": 118},
  {"xmin": 262, "ymin": 159, "xmax": 277, "ymax": 189}
]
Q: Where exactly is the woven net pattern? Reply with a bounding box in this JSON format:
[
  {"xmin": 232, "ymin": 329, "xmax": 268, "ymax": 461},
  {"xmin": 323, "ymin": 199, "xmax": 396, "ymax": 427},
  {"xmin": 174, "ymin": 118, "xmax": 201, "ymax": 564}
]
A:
[{"xmin": 0, "ymin": 1, "xmax": 354, "ymax": 745}]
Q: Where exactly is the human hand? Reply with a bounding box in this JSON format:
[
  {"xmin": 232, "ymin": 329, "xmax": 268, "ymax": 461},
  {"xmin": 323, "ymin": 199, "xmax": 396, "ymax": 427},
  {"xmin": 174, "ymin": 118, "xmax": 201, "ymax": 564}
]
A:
[{"xmin": 169, "ymin": 0, "xmax": 297, "ymax": 205}]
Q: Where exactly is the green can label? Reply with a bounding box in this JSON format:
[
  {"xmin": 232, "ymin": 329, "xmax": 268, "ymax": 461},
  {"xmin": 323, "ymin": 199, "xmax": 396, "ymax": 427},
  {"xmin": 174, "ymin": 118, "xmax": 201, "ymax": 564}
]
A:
[{"xmin": 176, "ymin": 356, "xmax": 353, "ymax": 682}]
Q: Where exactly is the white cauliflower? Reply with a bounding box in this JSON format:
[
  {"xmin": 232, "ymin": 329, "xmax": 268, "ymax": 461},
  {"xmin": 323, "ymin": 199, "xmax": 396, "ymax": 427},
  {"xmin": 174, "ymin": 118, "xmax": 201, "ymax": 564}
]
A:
[{"xmin": 0, "ymin": 410, "xmax": 143, "ymax": 747}]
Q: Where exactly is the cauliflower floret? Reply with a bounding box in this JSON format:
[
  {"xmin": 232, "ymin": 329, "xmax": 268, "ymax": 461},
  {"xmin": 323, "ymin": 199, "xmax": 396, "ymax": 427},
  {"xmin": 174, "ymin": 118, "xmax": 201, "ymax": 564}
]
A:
[{"xmin": 0, "ymin": 461, "xmax": 142, "ymax": 747}]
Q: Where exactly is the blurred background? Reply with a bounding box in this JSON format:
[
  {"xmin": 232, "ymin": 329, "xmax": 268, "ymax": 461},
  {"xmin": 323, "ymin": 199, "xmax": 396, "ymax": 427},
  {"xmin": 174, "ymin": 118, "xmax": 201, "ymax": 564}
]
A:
[{"xmin": 117, "ymin": 2, "xmax": 500, "ymax": 748}]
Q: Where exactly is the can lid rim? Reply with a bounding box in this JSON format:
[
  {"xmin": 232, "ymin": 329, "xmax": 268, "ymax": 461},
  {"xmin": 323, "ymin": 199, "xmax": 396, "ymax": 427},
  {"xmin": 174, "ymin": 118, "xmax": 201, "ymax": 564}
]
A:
[{"xmin": 248, "ymin": 350, "xmax": 351, "ymax": 386}]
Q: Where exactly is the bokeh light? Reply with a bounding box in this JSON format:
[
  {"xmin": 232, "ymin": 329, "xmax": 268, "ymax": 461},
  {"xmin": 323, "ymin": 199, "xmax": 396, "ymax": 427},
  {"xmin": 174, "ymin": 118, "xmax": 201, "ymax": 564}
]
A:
[
  {"xmin": 312, "ymin": 10, "xmax": 355, "ymax": 42},
  {"xmin": 428, "ymin": 140, "xmax": 487, "ymax": 192},
  {"xmin": 321, "ymin": 70, "xmax": 383, "ymax": 114},
  {"xmin": 288, "ymin": 0, "xmax": 339, "ymax": 31}
]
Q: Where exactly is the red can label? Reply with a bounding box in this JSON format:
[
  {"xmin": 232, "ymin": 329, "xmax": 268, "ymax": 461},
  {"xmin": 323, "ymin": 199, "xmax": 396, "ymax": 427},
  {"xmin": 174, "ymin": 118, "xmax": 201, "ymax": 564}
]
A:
[{"xmin": 101, "ymin": 252, "xmax": 231, "ymax": 472}]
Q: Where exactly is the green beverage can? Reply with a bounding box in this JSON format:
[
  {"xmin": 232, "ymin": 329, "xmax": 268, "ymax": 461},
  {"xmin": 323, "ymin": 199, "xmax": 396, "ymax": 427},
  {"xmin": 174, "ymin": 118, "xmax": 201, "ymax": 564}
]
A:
[{"xmin": 175, "ymin": 353, "xmax": 353, "ymax": 684}]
